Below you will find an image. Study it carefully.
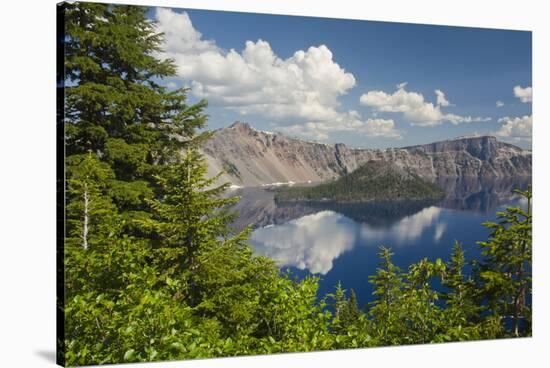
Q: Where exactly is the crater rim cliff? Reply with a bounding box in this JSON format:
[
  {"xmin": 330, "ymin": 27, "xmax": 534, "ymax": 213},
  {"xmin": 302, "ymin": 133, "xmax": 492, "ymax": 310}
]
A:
[{"xmin": 201, "ymin": 121, "xmax": 532, "ymax": 187}]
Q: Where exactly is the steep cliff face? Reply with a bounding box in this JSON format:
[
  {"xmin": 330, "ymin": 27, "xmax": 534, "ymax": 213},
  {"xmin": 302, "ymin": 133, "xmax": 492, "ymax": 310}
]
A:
[{"xmin": 202, "ymin": 122, "xmax": 532, "ymax": 187}]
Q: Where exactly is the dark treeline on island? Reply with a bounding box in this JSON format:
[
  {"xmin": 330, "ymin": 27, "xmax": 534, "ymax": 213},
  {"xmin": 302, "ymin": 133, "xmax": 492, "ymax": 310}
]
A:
[
  {"xmin": 59, "ymin": 3, "xmax": 532, "ymax": 366},
  {"xmin": 275, "ymin": 161, "xmax": 445, "ymax": 203}
]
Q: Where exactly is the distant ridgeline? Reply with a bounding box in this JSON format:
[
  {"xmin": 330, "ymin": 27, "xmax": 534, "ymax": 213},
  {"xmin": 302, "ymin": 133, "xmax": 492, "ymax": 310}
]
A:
[
  {"xmin": 275, "ymin": 161, "xmax": 445, "ymax": 203},
  {"xmin": 202, "ymin": 122, "xmax": 532, "ymax": 187}
]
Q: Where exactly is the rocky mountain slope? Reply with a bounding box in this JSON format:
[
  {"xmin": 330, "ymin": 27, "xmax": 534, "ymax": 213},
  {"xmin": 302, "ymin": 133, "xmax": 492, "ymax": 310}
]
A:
[{"xmin": 202, "ymin": 122, "xmax": 532, "ymax": 187}]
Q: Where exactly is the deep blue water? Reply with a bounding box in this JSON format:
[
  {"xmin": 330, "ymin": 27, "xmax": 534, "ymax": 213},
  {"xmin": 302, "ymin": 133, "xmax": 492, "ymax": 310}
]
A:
[{"xmin": 231, "ymin": 177, "xmax": 531, "ymax": 305}]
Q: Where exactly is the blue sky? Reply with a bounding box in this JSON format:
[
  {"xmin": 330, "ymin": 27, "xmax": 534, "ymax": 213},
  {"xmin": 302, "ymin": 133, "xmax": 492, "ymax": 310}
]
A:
[{"xmin": 150, "ymin": 7, "xmax": 532, "ymax": 149}]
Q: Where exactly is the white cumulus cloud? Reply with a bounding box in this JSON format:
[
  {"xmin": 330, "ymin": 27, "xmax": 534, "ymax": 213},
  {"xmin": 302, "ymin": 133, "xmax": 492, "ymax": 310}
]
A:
[
  {"xmin": 495, "ymin": 115, "xmax": 532, "ymax": 142},
  {"xmin": 359, "ymin": 84, "xmax": 490, "ymax": 127},
  {"xmin": 435, "ymin": 89, "xmax": 451, "ymax": 107},
  {"xmin": 513, "ymin": 85, "xmax": 532, "ymax": 103},
  {"xmin": 278, "ymin": 111, "xmax": 402, "ymax": 140},
  {"xmin": 154, "ymin": 9, "xmax": 402, "ymax": 140}
]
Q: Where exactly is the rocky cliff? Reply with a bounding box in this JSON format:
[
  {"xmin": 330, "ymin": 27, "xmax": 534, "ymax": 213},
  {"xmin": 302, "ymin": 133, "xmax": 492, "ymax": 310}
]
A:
[{"xmin": 202, "ymin": 122, "xmax": 532, "ymax": 187}]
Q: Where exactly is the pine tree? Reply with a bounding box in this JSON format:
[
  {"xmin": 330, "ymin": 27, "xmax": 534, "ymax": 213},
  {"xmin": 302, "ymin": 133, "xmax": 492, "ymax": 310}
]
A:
[
  {"xmin": 329, "ymin": 282, "xmax": 348, "ymax": 333},
  {"xmin": 142, "ymin": 127, "xmax": 333, "ymax": 354},
  {"xmin": 476, "ymin": 189, "xmax": 532, "ymax": 337},
  {"xmin": 61, "ymin": 3, "xmax": 221, "ymax": 364},
  {"xmin": 439, "ymin": 242, "xmax": 484, "ymax": 341},
  {"xmin": 402, "ymin": 257, "xmax": 446, "ymax": 344},
  {"xmin": 63, "ymin": 2, "xmax": 208, "ymax": 226},
  {"xmin": 346, "ymin": 289, "xmax": 361, "ymax": 324},
  {"xmin": 143, "ymin": 145, "xmax": 245, "ymax": 306},
  {"xmin": 368, "ymin": 248, "xmax": 447, "ymax": 345},
  {"xmin": 367, "ymin": 247, "xmax": 407, "ymax": 344},
  {"xmin": 65, "ymin": 153, "xmax": 118, "ymax": 250}
]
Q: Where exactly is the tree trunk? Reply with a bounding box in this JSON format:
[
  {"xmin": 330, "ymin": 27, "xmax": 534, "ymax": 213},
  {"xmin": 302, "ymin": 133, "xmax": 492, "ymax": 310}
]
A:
[{"xmin": 82, "ymin": 185, "xmax": 89, "ymax": 250}]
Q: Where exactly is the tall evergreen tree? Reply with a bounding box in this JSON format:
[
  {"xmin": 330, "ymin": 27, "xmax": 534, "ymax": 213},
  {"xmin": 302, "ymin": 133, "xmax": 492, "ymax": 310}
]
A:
[
  {"xmin": 439, "ymin": 242, "xmax": 491, "ymax": 341},
  {"xmin": 367, "ymin": 247, "xmax": 407, "ymax": 344},
  {"xmin": 368, "ymin": 248, "xmax": 448, "ymax": 345},
  {"xmin": 476, "ymin": 189, "xmax": 532, "ymax": 337},
  {"xmin": 65, "ymin": 153, "xmax": 118, "ymax": 251},
  {"xmin": 63, "ymin": 2, "xmax": 208, "ymax": 225}
]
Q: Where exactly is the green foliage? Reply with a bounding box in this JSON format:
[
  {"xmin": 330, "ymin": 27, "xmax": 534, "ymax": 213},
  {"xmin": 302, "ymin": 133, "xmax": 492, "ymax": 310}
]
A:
[
  {"xmin": 476, "ymin": 189, "xmax": 532, "ymax": 337},
  {"xmin": 276, "ymin": 160, "xmax": 445, "ymax": 202},
  {"xmin": 437, "ymin": 242, "xmax": 491, "ymax": 341},
  {"xmin": 367, "ymin": 248, "xmax": 446, "ymax": 345},
  {"xmin": 326, "ymin": 283, "xmax": 373, "ymax": 349},
  {"xmin": 61, "ymin": 2, "xmax": 532, "ymax": 365},
  {"xmin": 65, "ymin": 153, "xmax": 118, "ymax": 251},
  {"xmin": 63, "ymin": 1, "xmax": 209, "ymax": 227}
]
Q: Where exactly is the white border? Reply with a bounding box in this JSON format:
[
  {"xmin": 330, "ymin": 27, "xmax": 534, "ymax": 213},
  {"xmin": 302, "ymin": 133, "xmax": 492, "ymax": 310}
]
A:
[{"xmin": 1, "ymin": 1, "xmax": 547, "ymax": 367}]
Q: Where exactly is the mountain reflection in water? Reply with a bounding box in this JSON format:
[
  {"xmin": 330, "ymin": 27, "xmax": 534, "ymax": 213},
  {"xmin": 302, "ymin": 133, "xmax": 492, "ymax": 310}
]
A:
[{"xmin": 229, "ymin": 176, "xmax": 531, "ymax": 301}]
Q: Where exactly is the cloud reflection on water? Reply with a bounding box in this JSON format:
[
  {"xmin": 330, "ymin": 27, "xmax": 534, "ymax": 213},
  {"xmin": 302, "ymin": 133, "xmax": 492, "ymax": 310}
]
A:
[
  {"xmin": 250, "ymin": 206, "xmax": 447, "ymax": 274},
  {"xmin": 358, "ymin": 206, "xmax": 444, "ymax": 246},
  {"xmin": 250, "ymin": 211, "xmax": 357, "ymax": 275}
]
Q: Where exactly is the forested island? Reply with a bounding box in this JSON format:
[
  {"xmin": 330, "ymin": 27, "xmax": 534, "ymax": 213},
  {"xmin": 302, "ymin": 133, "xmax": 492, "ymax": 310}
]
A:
[
  {"xmin": 59, "ymin": 3, "xmax": 532, "ymax": 366},
  {"xmin": 275, "ymin": 161, "xmax": 445, "ymax": 203}
]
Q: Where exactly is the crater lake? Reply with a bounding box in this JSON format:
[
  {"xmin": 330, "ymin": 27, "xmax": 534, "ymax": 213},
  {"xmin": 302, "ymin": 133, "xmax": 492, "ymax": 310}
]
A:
[{"xmin": 229, "ymin": 176, "xmax": 531, "ymax": 305}]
